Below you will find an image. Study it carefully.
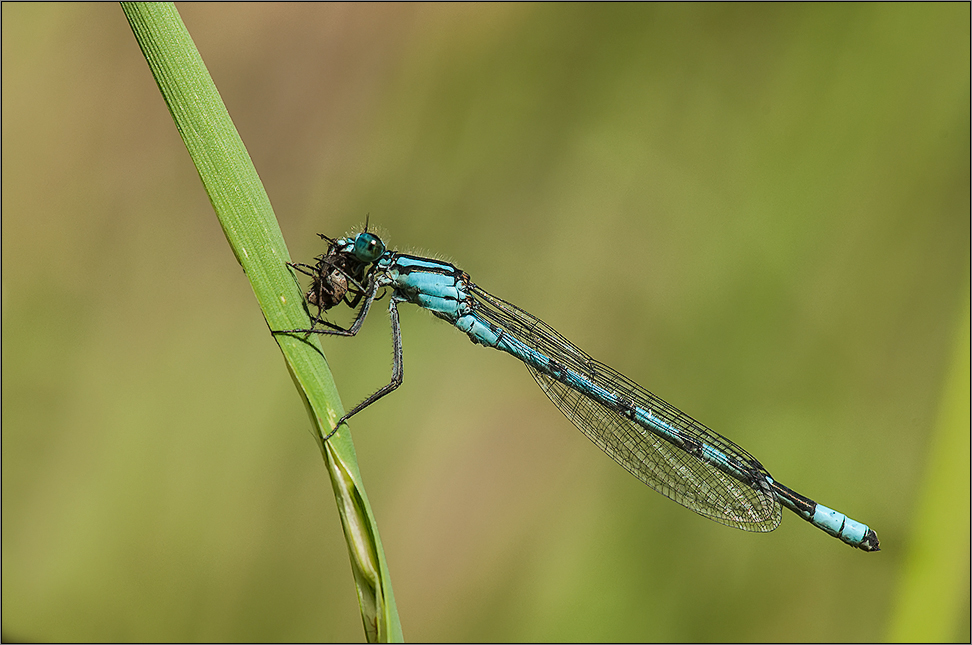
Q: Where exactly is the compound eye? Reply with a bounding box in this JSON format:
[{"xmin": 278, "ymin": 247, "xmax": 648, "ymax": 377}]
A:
[{"xmin": 353, "ymin": 232, "xmax": 386, "ymax": 263}]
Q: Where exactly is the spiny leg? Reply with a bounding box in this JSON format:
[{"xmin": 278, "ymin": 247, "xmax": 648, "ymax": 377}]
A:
[
  {"xmin": 323, "ymin": 296, "xmax": 405, "ymax": 440},
  {"xmin": 288, "ymin": 261, "xmax": 320, "ymax": 278},
  {"xmin": 274, "ymin": 275, "xmax": 381, "ymax": 338}
]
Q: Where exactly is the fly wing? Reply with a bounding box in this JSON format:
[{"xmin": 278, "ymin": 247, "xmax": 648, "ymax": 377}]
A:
[{"xmin": 470, "ymin": 284, "xmax": 781, "ymax": 532}]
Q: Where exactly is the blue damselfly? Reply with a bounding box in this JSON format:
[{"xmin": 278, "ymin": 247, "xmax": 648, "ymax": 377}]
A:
[{"xmin": 276, "ymin": 230, "xmax": 880, "ymax": 552}]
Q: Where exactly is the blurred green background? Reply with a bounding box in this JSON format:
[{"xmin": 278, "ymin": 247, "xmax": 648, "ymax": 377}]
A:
[{"xmin": 3, "ymin": 3, "xmax": 969, "ymax": 642}]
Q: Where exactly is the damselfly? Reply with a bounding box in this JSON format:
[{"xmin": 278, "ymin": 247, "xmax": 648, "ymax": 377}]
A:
[{"xmin": 276, "ymin": 229, "xmax": 880, "ymax": 552}]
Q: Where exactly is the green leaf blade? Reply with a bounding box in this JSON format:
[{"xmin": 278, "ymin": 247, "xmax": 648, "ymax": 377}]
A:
[{"xmin": 120, "ymin": 3, "xmax": 402, "ymax": 641}]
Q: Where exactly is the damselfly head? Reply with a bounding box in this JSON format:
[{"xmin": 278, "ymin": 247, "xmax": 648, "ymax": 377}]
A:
[
  {"xmin": 302, "ymin": 232, "xmax": 381, "ymax": 313},
  {"xmin": 351, "ymin": 232, "xmax": 386, "ymax": 264}
]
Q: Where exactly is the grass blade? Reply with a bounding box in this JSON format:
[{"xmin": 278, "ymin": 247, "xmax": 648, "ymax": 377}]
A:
[
  {"xmin": 120, "ymin": 3, "xmax": 403, "ymax": 641},
  {"xmin": 887, "ymin": 291, "xmax": 971, "ymax": 642}
]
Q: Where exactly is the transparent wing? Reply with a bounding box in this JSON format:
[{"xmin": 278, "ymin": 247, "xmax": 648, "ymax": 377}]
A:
[{"xmin": 470, "ymin": 284, "xmax": 781, "ymax": 532}]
